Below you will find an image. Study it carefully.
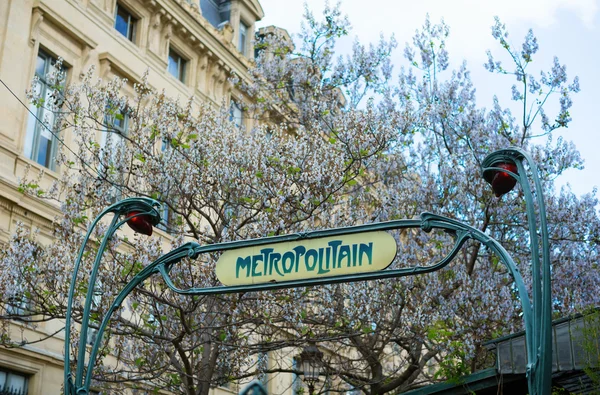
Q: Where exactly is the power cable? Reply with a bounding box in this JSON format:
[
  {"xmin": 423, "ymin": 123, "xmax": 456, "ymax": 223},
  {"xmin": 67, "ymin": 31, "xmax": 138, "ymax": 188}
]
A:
[
  {"xmin": 1, "ymin": 77, "xmax": 197, "ymax": 235},
  {"xmin": 0, "ymin": 77, "xmax": 126, "ymax": 194}
]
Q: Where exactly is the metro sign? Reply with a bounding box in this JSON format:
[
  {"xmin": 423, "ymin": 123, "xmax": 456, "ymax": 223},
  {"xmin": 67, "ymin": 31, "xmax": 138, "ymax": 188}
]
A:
[{"xmin": 216, "ymin": 231, "xmax": 398, "ymax": 286}]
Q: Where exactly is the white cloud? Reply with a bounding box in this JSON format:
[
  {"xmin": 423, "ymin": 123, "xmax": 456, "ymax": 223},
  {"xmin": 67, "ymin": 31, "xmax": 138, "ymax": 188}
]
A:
[{"xmin": 257, "ymin": 0, "xmax": 599, "ymax": 63}]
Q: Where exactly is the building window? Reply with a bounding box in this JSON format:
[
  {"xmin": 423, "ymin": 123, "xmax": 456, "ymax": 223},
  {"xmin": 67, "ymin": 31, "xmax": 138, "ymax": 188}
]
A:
[
  {"xmin": 238, "ymin": 22, "xmax": 248, "ymax": 55},
  {"xmin": 157, "ymin": 198, "xmax": 177, "ymax": 233},
  {"xmin": 157, "ymin": 141, "xmax": 176, "ymax": 233},
  {"xmin": 105, "ymin": 103, "xmax": 129, "ymax": 137},
  {"xmin": 114, "ymin": 3, "xmax": 137, "ymax": 42},
  {"xmin": 6, "ymin": 295, "xmax": 30, "ymax": 321},
  {"xmin": 24, "ymin": 49, "xmax": 64, "ymax": 171},
  {"xmin": 0, "ymin": 368, "xmax": 28, "ymax": 394},
  {"xmin": 168, "ymin": 49, "xmax": 187, "ymax": 83},
  {"xmin": 86, "ymin": 286, "xmax": 103, "ymax": 346},
  {"xmin": 257, "ymin": 351, "xmax": 268, "ymax": 391},
  {"xmin": 230, "ymin": 101, "xmax": 243, "ymax": 130},
  {"xmin": 292, "ymin": 357, "xmax": 302, "ymax": 395},
  {"xmin": 86, "ymin": 326, "xmax": 99, "ymax": 347},
  {"xmin": 346, "ymin": 387, "xmax": 360, "ymax": 395},
  {"xmin": 100, "ymin": 104, "xmax": 129, "ymax": 203}
]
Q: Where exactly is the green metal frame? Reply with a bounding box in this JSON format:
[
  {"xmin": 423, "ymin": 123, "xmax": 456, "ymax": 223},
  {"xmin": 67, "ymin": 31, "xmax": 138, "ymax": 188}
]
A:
[
  {"xmin": 63, "ymin": 148, "xmax": 551, "ymax": 395},
  {"xmin": 481, "ymin": 147, "xmax": 552, "ymax": 395}
]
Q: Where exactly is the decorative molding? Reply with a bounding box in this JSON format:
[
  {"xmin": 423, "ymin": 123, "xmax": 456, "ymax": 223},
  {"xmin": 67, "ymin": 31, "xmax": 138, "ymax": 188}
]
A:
[
  {"xmin": 151, "ymin": 11, "xmax": 162, "ymax": 28},
  {"xmin": 87, "ymin": 0, "xmax": 114, "ymax": 27},
  {"xmin": 137, "ymin": 0, "xmax": 258, "ymax": 87},
  {"xmin": 147, "ymin": 12, "xmax": 163, "ymax": 56},
  {"xmin": 98, "ymin": 52, "xmax": 143, "ymax": 85},
  {"xmin": 32, "ymin": 4, "xmax": 98, "ymax": 50},
  {"xmin": 0, "ymin": 196, "xmax": 53, "ymax": 230},
  {"xmin": 219, "ymin": 21, "xmax": 234, "ymax": 43},
  {"xmin": 188, "ymin": 1, "xmax": 201, "ymax": 17},
  {"xmin": 79, "ymin": 46, "xmax": 96, "ymax": 79},
  {"xmin": 0, "ymin": 197, "xmax": 12, "ymax": 211},
  {"xmin": 179, "ymin": 26, "xmax": 188, "ymax": 38},
  {"xmin": 162, "ymin": 22, "xmax": 173, "ymax": 57},
  {"xmin": 240, "ymin": 0, "xmax": 265, "ymax": 20},
  {"xmin": 29, "ymin": 8, "xmax": 44, "ymax": 46}
]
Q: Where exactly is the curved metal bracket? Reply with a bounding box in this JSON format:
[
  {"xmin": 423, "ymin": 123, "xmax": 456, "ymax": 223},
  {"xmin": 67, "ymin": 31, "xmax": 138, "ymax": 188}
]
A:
[
  {"xmin": 66, "ymin": 144, "xmax": 552, "ymax": 395},
  {"xmin": 482, "ymin": 147, "xmax": 552, "ymax": 395},
  {"xmin": 65, "ymin": 197, "xmax": 161, "ymax": 395}
]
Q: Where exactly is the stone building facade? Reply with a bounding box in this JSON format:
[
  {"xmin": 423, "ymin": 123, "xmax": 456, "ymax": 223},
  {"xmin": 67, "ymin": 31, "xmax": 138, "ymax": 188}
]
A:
[{"xmin": 0, "ymin": 0, "xmax": 298, "ymax": 393}]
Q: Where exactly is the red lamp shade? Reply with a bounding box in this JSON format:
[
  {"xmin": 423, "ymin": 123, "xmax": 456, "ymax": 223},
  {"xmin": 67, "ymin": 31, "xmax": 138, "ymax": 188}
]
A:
[
  {"xmin": 126, "ymin": 211, "xmax": 153, "ymax": 236},
  {"xmin": 489, "ymin": 163, "xmax": 518, "ymax": 197}
]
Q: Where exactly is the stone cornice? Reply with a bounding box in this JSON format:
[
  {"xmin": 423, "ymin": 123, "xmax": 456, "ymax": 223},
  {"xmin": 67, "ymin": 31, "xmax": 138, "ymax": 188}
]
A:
[
  {"xmin": 0, "ymin": 178, "xmax": 56, "ymax": 230},
  {"xmin": 240, "ymin": 0, "xmax": 265, "ymax": 20},
  {"xmin": 144, "ymin": 0, "xmax": 254, "ymax": 80},
  {"xmin": 34, "ymin": 0, "xmax": 99, "ymax": 50},
  {"xmin": 99, "ymin": 51, "xmax": 144, "ymax": 85}
]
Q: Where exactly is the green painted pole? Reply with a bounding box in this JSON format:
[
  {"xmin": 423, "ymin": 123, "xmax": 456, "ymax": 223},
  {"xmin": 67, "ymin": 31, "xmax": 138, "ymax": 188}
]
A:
[
  {"xmin": 64, "ymin": 198, "xmax": 161, "ymax": 395},
  {"xmin": 482, "ymin": 147, "xmax": 552, "ymax": 395}
]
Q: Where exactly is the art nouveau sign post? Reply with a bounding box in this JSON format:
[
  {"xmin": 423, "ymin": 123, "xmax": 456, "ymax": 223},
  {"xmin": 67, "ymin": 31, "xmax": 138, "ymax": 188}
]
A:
[{"xmin": 64, "ymin": 147, "xmax": 552, "ymax": 395}]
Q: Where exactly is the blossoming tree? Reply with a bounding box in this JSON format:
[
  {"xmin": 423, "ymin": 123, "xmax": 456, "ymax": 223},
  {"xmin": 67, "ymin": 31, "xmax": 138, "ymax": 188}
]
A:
[
  {"xmin": 239, "ymin": 11, "xmax": 599, "ymax": 395},
  {"xmin": 1, "ymin": 4, "xmax": 598, "ymax": 395}
]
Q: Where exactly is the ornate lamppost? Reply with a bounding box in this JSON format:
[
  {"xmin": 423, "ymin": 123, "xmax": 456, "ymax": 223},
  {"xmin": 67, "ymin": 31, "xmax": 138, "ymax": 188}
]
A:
[
  {"xmin": 299, "ymin": 343, "xmax": 323, "ymax": 395},
  {"xmin": 63, "ymin": 147, "xmax": 552, "ymax": 395}
]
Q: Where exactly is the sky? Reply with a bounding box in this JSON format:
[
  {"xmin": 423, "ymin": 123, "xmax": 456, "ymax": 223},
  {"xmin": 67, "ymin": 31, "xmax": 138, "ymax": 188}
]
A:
[{"xmin": 256, "ymin": 0, "xmax": 600, "ymax": 198}]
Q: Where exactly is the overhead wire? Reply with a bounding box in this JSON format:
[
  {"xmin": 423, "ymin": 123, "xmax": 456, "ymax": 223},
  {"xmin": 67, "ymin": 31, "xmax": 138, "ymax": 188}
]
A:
[
  {"xmin": 0, "ymin": 76, "xmax": 128, "ymax": 195},
  {"xmin": 0, "ymin": 76, "xmax": 186, "ymax": 234}
]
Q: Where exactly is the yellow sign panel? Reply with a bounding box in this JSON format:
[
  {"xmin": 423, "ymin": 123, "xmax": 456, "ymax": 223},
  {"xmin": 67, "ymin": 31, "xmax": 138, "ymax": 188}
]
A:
[{"xmin": 216, "ymin": 231, "xmax": 397, "ymax": 286}]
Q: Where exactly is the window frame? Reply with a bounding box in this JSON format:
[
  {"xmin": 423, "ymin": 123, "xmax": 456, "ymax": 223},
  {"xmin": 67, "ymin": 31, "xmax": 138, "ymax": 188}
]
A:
[
  {"xmin": 257, "ymin": 350, "xmax": 269, "ymax": 390},
  {"xmin": 0, "ymin": 367, "xmax": 29, "ymax": 394},
  {"xmin": 100, "ymin": 103, "xmax": 130, "ymax": 203},
  {"xmin": 168, "ymin": 48, "xmax": 187, "ymax": 83},
  {"xmin": 24, "ymin": 48, "xmax": 65, "ymax": 171},
  {"xmin": 238, "ymin": 21, "xmax": 248, "ymax": 55},
  {"xmin": 230, "ymin": 100, "xmax": 244, "ymax": 130},
  {"xmin": 157, "ymin": 140, "xmax": 177, "ymax": 233},
  {"xmin": 6, "ymin": 295, "xmax": 31, "ymax": 321},
  {"xmin": 86, "ymin": 283, "xmax": 103, "ymax": 346},
  {"xmin": 114, "ymin": 2, "xmax": 138, "ymax": 43}
]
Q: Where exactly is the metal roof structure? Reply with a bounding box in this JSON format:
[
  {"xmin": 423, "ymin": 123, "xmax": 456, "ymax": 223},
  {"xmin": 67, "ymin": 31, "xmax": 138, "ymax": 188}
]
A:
[{"xmin": 402, "ymin": 313, "xmax": 599, "ymax": 394}]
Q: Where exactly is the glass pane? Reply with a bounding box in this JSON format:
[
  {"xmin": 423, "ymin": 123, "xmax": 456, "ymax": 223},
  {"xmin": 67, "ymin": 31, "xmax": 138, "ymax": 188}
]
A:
[
  {"xmin": 239, "ymin": 24, "xmax": 247, "ymax": 54},
  {"xmin": 7, "ymin": 373, "xmax": 26, "ymax": 391},
  {"xmin": 231, "ymin": 103, "xmax": 243, "ymax": 128},
  {"xmin": 168, "ymin": 51, "xmax": 180, "ymax": 79},
  {"xmin": 179, "ymin": 60, "xmax": 186, "ymax": 82},
  {"xmin": 26, "ymin": 49, "xmax": 62, "ymax": 169},
  {"xmin": 571, "ymin": 319, "xmax": 585, "ymax": 369},
  {"xmin": 36, "ymin": 134, "xmax": 51, "ymax": 167},
  {"xmin": 497, "ymin": 341, "xmax": 513, "ymax": 373},
  {"xmin": 551, "ymin": 324, "xmax": 558, "ymax": 371},
  {"xmin": 0, "ymin": 371, "xmax": 6, "ymax": 386},
  {"xmin": 161, "ymin": 205, "xmax": 169, "ymax": 228},
  {"xmin": 115, "ymin": 7, "xmax": 130, "ymax": 38},
  {"xmin": 113, "ymin": 114, "xmax": 124, "ymax": 130},
  {"xmin": 129, "ymin": 18, "xmax": 136, "ymax": 41},
  {"xmin": 40, "ymin": 106, "xmax": 55, "ymax": 139},
  {"xmin": 555, "ymin": 322, "xmax": 573, "ymax": 370},
  {"xmin": 512, "ymin": 337, "xmax": 527, "ymax": 373},
  {"xmin": 35, "ymin": 53, "xmax": 46, "ymax": 76},
  {"xmin": 32, "ymin": 80, "xmax": 42, "ymax": 96}
]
